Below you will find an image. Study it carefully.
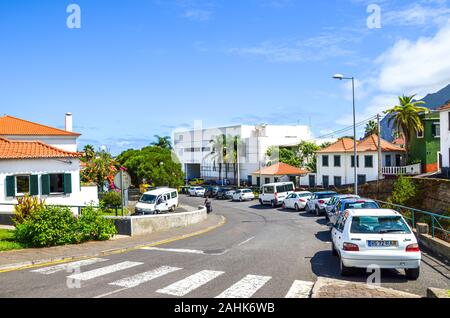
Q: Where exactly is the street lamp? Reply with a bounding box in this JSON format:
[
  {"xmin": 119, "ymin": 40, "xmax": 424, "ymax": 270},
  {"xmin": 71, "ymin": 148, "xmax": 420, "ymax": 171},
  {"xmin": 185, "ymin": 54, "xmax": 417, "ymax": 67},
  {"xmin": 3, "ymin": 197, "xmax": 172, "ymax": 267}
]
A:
[
  {"xmin": 256, "ymin": 123, "xmax": 267, "ymax": 187},
  {"xmin": 333, "ymin": 74, "xmax": 358, "ymax": 195}
]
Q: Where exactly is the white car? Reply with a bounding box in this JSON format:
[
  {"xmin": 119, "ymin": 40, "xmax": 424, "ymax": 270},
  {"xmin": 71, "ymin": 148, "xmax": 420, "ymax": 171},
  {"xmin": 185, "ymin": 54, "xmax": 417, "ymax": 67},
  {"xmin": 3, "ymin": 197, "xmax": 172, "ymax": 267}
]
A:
[
  {"xmin": 135, "ymin": 188, "xmax": 178, "ymax": 214},
  {"xmin": 189, "ymin": 186, "xmax": 205, "ymax": 197},
  {"xmin": 282, "ymin": 191, "xmax": 313, "ymax": 211},
  {"xmin": 305, "ymin": 191, "xmax": 338, "ymax": 216},
  {"xmin": 259, "ymin": 182, "xmax": 295, "ymax": 208},
  {"xmin": 331, "ymin": 209, "xmax": 421, "ymax": 280},
  {"xmin": 225, "ymin": 189, "xmax": 236, "ymax": 199},
  {"xmin": 232, "ymin": 189, "xmax": 255, "ymax": 201}
]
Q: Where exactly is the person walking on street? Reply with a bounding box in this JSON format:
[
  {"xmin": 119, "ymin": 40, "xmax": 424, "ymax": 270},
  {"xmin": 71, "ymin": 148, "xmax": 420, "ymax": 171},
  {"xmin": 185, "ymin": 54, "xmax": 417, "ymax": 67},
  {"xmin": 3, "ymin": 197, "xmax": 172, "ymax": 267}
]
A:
[{"xmin": 205, "ymin": 196, "xmax": 213, "ymax": 214}]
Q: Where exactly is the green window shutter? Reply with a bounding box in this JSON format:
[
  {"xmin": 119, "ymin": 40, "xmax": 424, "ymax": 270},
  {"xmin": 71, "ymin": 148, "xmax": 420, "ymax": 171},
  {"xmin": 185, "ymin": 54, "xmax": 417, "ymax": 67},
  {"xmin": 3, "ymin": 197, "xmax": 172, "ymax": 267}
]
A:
[
  {"xmin": 64, "ymin": 174, "xmax": 72, "ymax": 194},
  {"xmin": 6, "ymin": 176, "xmax": 15, "ymax": 197},
  {"xmin": 30, "ymin": 175, "xmax": 39, "ymax": 196},
  {"xmin": 41, "ymin": 174, "xmax": 50, "ymax": 195}
]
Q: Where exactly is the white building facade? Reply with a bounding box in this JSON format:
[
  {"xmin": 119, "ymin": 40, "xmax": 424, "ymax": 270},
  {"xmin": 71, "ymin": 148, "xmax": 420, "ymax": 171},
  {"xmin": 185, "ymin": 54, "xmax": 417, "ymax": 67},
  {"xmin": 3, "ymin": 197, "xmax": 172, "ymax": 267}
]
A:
[
  {"xmin": 438, "ymin": 103, "xmax": 450, "ymax": 176},
  {"xmin": 173, "ymin": 124, "xmax": 311, "ymax": 186}
]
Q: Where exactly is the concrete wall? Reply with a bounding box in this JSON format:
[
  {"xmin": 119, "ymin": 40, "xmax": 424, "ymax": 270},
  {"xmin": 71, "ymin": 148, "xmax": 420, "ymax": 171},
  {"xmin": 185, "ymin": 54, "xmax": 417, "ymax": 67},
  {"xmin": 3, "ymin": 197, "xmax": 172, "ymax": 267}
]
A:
[
  {"xmin": 440, "ymin": 109, "xmax": 450, "ymax": 168},
  {"xmin": 107, "ymin": 207, "xmax": 208, "ymax": 236}
]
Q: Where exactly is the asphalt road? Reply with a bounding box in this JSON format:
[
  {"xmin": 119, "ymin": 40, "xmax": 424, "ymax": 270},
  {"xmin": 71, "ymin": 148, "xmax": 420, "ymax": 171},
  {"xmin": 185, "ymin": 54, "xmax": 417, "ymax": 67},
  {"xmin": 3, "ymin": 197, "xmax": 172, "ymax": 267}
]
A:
[{"xmin": 0, "ymin": 195, "xmax": 449, "ymax": 298}]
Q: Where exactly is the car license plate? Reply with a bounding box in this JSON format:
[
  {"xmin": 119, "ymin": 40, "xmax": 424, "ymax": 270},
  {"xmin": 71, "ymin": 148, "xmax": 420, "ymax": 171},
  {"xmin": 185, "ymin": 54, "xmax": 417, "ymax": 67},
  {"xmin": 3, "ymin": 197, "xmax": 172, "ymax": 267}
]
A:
[{"xmin": 367, "ymin": 240, "xmax": 398, "ymax": 247}]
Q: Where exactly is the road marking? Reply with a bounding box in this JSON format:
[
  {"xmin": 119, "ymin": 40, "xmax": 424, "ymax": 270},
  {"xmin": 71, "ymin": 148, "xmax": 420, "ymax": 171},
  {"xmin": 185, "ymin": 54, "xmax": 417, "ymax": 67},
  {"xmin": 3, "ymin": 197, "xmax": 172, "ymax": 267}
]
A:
[
  {"xmin": 141, "ymin": 247, "xmax": 206, "ymax": 255},
  {"xmin": 109, "ymin": 266, "xmax": 183, "ymax": 288},
  {"xmin": 216, "ymin": 275, "xmax": 271, "ymax": 298},
  {"xmin": 285, "ymin": 280, "xmax": 314, "ymax": 298},
  {"xmin": 156, "ymin": 270, "xmax": 224, "ymax": 296},
  {"xmin": 67, "ymin": 261, "xmax": 143, "ymax": 281},
  {"xmin": 31, "ymin": 258, "xmax": 108, "ymax": 275},
  {"xmin": 237, "ymin": 236, "xmax": 255, "ymax": 247}
]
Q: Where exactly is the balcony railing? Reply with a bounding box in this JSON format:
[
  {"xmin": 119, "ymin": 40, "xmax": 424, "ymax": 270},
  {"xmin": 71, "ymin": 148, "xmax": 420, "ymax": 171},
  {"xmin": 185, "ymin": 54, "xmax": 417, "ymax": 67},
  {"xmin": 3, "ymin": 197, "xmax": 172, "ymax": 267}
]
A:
[{"xmin": 382, "ymin": 163, "xmax": 422, "ymax": 176}]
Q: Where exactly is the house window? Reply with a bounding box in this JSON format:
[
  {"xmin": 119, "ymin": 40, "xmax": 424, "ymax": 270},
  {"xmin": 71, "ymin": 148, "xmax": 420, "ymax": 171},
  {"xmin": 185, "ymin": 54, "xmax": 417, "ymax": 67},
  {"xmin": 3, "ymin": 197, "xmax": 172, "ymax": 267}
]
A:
[
  {"xmin": 334, "ymin": 155, "xmax": 341, "ymax": 167},
  {"xmin": 351, "ymin": 155, "xmax": 359, "ymax": 168},
  {"xmin": 309, "ymin": 175, "xmax": 316, "ymax": 187},
  {"xmin": 274, "ymin": 177, "xmax": 279, "ymax": 183},
  {"xmin": 16, "ymin": 176, "xmax": 30, "ymax": 195},
  {"xmin": 322, "ymin": 155, "xmax": 329, "ymax": 167},
  {"xmin": 448, "ymin": 112, "xmax": 450, "ymax": 131},
  {"xmin": 357, "ymin": 175, "xmax": 367, "ymax": 185},
  {"xmin": 323, "ymin": 176, "xmax": 329, "ymax": 188},
  {"xmin": 396, "ymin": 155, "xmax": 402, "ymax": 167},
  {"xmin": 50, "ymin": 174, "xmax": 65, "ymax": 193},
  {"xmin": 334, "ymin": 176, "xmax": 342, "ymax": 187},
  {"xmin": 385, "ymin": 154, "xmax": 392, "ymax": 167},
  {"xmin": 432, "ymin": 123, "xmax": 440, "ymax": 138},
  {"xmin": 265, "ymin": 177, "xmax": 270, "ymax": 184},
  {"xmin": 417, "ymin": 129, "xmax": 424, "ymax": 138},
  {"xmin": 365, "ymin": 155, "xmax": 374, "ymax": 168}
]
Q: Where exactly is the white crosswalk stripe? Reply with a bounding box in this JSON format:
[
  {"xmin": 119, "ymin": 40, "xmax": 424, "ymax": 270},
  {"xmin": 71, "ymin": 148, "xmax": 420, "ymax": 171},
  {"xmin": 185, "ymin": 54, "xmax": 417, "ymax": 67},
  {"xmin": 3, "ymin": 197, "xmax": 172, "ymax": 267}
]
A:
[
  {"xmin": 67, "ymin": 261, "xmax": 143, "ymax": 281},
  {"xmin": 109, "ymin": 266, "xmax": 182, "ymax": 288},
  {"xmin": 285, "ymin": 280, "xmax": 314, "ymax": 298},
  {"xmin": 31, "ymin": 258, "xmax": 108, "ymax": 275},
  {"xmin": 156, "ymin": 270, "xmax": 224, "ymax": 296},
  {"xmin": 216, "ymin": 275, "xmax": 271, "ymax": 298}
]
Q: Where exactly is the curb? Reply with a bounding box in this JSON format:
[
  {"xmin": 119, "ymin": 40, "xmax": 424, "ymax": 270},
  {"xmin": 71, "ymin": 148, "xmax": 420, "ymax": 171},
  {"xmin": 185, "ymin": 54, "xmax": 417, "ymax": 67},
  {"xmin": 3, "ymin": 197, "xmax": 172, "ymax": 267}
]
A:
[{"xmin": 0, "ymin": 215, "xmax": 226, "ymax": 273}]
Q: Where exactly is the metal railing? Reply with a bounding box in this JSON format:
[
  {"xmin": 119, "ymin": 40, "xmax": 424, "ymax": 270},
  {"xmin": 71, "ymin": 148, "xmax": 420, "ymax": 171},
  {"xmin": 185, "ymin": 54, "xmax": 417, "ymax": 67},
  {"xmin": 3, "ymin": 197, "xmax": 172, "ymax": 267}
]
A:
[{"xmin": 374, "ymin": 200, "xmax": 450, "ymax": 242}]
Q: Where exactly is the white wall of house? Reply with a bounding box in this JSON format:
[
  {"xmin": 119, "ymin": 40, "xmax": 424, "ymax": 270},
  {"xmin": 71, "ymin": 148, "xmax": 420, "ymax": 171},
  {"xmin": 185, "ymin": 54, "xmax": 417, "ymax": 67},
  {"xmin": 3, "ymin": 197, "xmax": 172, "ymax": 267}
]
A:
[
  {"xmin": 315, "ymin": 151, "xmax": 404, "ymax": 187},
  {"xmin": 0, "ymin": 158, "xmax": 98, "ymax": 214},
  {"xmin": 440, "ymin": 109, "xmax": 450, "ymax": 168},
  {"xmin": 1, "ymin": 135, "xmax": 78, "ymax": 152},
  {"xmin": 173, "ymin": 124, "xmax": 311, "ymax": 184}
]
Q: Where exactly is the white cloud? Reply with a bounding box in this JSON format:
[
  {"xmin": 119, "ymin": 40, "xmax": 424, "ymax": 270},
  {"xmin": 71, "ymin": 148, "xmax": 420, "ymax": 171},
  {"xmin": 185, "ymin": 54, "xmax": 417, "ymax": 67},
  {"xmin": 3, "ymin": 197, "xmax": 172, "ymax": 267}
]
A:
[
  {"xmin": 183, "ymin": 9, "xmax": 212, "ymax": 21},
  {"xmin": 383, "ymin": 3, "xmax": 450, "ymax": 27}
]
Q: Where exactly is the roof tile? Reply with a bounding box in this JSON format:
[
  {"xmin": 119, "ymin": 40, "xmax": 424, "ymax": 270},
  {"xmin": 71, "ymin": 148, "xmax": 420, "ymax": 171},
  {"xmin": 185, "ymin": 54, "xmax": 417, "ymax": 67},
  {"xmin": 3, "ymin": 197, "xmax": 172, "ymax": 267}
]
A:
[
  {"xmin": 253, "ymin": 162, "xmax": 308, "ymax": 176},
  {"xmin": 0, "ymin": 115, "xmax": 80, "ymax": 136},
  {"xmin": 317, "ymin": 134, "xmax": 405, "ymax": 153}
]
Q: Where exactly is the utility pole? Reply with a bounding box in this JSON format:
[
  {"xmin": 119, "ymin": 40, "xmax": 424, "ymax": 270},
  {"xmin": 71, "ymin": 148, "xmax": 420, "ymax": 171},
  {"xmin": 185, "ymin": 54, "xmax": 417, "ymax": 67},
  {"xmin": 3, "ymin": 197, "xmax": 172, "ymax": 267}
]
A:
[
  {"xmin": 237, "ymin": 137, "xmax": 240, "ymax": 188},
  {"xmin": 377, "ymin": 114, "xmax": 382, "ymax": 181}
]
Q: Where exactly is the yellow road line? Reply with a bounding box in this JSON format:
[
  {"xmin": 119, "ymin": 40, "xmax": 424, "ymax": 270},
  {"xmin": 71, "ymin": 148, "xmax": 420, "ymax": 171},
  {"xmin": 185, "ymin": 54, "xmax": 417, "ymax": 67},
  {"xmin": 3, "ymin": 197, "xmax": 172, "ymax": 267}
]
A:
[{"xmin": 0, "ymin": 215, "xmax": 226, "ymax": 274}]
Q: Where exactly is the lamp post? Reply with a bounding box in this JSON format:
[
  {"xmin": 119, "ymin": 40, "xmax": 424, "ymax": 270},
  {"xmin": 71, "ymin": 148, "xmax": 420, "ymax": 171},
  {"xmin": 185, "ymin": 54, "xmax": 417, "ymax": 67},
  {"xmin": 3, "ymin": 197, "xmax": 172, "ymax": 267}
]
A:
[
  {"xmin": 256, "ymin": 124, "xmax": 267, "ymax": 187},
  {"xmin": 333, "ymin": 74, "xmax": 358, "ymax": 195}
]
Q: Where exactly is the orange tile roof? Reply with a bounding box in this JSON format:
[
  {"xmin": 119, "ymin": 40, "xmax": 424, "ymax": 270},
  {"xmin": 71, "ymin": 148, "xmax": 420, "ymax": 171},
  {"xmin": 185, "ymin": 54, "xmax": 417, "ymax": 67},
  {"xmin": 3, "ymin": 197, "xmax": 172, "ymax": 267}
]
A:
[
  {"xmin": 317, "ymin": 134, "xmax": 405, "ymax": 153},
  {"xmin": 0, "ymin": 137, "xmax": 82, "ymax": 160},
  {"xmin": 0, "ymin": 115, "xmax": 80, "ymax": 136},
  {"xmin": 438, "ymin": 101, "xmax": 450, "ymax": 111},
  {"xmin": 253, "ymin": 162, "xmax": 308, "ymax": 176}
]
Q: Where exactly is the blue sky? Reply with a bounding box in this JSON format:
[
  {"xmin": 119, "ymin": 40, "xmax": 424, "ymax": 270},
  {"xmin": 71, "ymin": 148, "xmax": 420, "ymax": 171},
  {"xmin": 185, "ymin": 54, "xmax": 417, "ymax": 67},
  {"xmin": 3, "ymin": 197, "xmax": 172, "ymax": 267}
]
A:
[{"xmin": 2, "ymin": 0, "xmax": 450, "ymax": 154}]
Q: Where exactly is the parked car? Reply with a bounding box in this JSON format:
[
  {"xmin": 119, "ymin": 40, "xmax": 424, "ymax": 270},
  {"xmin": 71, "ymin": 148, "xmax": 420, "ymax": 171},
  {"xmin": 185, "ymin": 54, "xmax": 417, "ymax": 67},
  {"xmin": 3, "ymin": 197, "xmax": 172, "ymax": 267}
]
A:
[
  {"xmin": 259, "ymin": 182, "xmax": 295, "ymax": 208},
  {"xmin": 215, "ymin": 179, "xmax": 231, "ymax": 186},
  {"xmin": 188, "ymin": 186, "xmax": 205, "ymax": 197},
  {"xmin": 225, "ymin": 189, "xmax": 236, "ymax": 199},
  {"xmin": 305, "ymin": 191, "xmax": 338, "ymax": 216},
  {"xmin": 282, "ymin": 191, "xmax": 313, "ymax": 211},
  {"xmin": 179, "ymin": 186, "xmax": 191, "ymax": 195},
  {"xmin": 328, "ymin": 198, "xmax": 380, "ymax": 226},
  {"xmin": 330, "ymin": 209, "xmax": 421, "ymax": 280},
  {"xmin": 232, "ymin": 189, "xmax": 255, "ymax": 201},
  {"xmin": 325, "ymin": 194, "xmax": 360, "ymax": 218},
  {"xmin": 216, "ymin": 187, "xmax": 233, "ymax": 200},
  {"xmin": 204, "ymin": 186, "xmax": 220, "ymax": 198},
  {"xmin": 189, "ymin": 178, "xmax": 204, "ymax": 186},
  {"xmin": 135, "ymin": 188, "xmax": 178, "ymax": 215}
]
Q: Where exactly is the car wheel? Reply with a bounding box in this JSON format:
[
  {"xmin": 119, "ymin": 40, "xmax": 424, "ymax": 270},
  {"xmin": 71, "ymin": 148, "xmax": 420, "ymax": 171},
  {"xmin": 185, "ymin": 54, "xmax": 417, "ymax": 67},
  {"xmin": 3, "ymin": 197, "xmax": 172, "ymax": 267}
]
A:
[
  {"xmin": 331, "ymin": 243, "xmax": 338, "ymax": 256},
  {"xmin": 405, "ymin": 268, "xmax": 420, "ymax": 280},
  {"xmin": 305, "ymin": 204, "xmax": 310, "ymax": 213},
  {"xmin": 282, "ymin": 202, "xmax": 286, "ymax": 209},
  {"xmin": 340, "ymin": 257, "xmax": 352, "ymax": 276},
  {"xmin": 295, "ymin": 204, "xmax": 300, "ymax": 212},
  {"xmin": 271, "ymin": 200, "xmax": 276, "ymax": 208},
  {"xmin": 315, "ymin": 207, "xmax": 321, "ymax": 216},
  {"xmin": 239, "ymin": 197, "xmax": 243, "ymax": 202},
  {"xmin": 259, "ymin": 199, "xmax": 263, "ymax": 205}
]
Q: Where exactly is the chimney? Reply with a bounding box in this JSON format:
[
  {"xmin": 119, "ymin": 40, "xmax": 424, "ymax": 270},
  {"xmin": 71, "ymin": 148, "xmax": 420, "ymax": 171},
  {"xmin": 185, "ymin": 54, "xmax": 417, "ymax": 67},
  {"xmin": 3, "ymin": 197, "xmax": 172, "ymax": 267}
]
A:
[{"xmin": 65, "ymin": 112, "xmax": 73, "ymax": 132}]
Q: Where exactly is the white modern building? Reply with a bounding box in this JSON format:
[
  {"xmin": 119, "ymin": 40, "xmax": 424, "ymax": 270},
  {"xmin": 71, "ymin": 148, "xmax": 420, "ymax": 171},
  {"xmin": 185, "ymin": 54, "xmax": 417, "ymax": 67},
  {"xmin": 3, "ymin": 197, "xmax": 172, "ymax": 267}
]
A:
[
  {"xmin": 438, "ymin": 101, "xmax": 450, "ymax": 176},
  {"xmin": 173, "ymin": 124, "xmax": 311, "ymax": 186},
  {"xmin": 0, "ymin": 114, "xmax": 98, "ymax": 214},
  {"xmin": 314, "ymin": 134, "xmax": 412, "ymax": 187}
]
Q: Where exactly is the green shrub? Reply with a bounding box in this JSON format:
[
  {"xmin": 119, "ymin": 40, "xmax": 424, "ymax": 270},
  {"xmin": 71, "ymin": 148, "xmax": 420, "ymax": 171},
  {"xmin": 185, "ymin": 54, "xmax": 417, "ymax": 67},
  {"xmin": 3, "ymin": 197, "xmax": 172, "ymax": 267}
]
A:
[
  {"xmin": 15, "ymin": 206, "xmax": 77, "ymax": 247},
  {"xmin": 101, "ymin": 191, "xmax": 122, "ymax": 208},
  {"xmin": 77, "ymin": 206, "xmax": 117, "ymax": 241},
  {"xmin": 13, "ymin": 194, "xmax": 45, "ymax": 225},
  {"xmin": 388, "ymin": 176, "xmax": 416, "ymax": 206}
]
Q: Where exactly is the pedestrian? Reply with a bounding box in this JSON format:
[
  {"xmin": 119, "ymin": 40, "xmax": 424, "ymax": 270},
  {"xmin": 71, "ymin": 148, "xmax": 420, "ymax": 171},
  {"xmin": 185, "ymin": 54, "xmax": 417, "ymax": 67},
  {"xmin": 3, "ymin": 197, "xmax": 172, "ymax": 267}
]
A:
[{"xmin": 205, "ymin": 196, "xmax": 213, "ymax": 214}]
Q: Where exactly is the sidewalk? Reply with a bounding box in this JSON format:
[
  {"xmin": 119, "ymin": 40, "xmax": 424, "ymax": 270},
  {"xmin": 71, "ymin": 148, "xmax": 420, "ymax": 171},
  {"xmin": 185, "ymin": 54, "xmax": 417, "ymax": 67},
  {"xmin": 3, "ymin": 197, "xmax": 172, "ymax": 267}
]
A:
[
  {"xmin": 0, "ymin": 214, "xmax": 225, "ymax": 272},
  {"xmin": 311, "ymin": 277, "xmax": 420, "ymax": 298}
]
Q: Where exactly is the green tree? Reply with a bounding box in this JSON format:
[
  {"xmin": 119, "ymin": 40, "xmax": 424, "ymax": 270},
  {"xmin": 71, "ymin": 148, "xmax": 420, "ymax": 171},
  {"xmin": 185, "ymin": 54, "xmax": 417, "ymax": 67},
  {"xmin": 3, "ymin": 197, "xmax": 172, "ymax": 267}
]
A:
[
  {"xmin": 364, "ymin": 120, "xmax": 378, "ymax": 137},
  {"xmin": 388, "ymin": 176, "xmax": 416, "ymax": 206},
  {"xmin": 297, "ymin": 141, "xmax": 320, "ymax": 166},
  {"xmin": 82, "ymin": 144, "xmax": 96, "ymax": 162},
  {"xmin": 80, "ymin": 148, "xmax": 121, "ymax": 189},
  {"xmin": 209, "ymin": 135, "xmax": 227, "ymax": 181},
  {"xmin": 384, "ymin": 95, "xmax": 429, "ymax": 160},
  {"xmin": 266, "ymin": 146, "xmax": 301, "ymax": 167},
  {"xmin": 228, "ymin": 135, "xmax": 244, "ymax": 184},
  {"xmin": 151, "ymin": 135, "xmax": 172, "ymax": 150}
]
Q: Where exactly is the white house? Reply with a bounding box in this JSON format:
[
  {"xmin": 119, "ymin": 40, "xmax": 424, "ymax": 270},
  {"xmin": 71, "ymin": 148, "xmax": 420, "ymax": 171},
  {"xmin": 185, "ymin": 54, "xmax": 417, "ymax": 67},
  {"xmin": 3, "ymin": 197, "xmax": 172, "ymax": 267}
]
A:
[
  {"xmin": 314, "ymin": 134, "xmax": 411, "ymax": 187},
  {"xmin": 0, "ymin": 114, "xmax": 98, "ymax": 214},
  {"xmin": 438, "ymin": 102, "xmax": 450, "ymax": 176},
  {"xmin": 173, "ymin": 124, "xmax": 311, "ymax": 186}
]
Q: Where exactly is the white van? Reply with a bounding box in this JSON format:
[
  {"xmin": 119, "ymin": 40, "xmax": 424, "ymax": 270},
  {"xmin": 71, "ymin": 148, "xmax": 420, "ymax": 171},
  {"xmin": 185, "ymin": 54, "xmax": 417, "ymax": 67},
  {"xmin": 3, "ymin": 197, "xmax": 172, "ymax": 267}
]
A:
[
  {"xmin": 259, "ymin": 182, "xmax": 295, "ymax": 208},
  {"xmin": 135, "ymin": 188, "xmax": 179, "ymax": 215}
]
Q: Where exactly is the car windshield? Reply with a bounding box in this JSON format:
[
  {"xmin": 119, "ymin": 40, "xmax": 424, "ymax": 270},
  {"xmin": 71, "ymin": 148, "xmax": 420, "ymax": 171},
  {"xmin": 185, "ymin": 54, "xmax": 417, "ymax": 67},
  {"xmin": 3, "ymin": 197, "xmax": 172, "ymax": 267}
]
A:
[
  {"xmin": 139, "ymin": 194, "xmax": 157, "ymax": 204},
  {"xmin": 298, "ymin": 193, "xmax": 311, "ymax": 197},
  {"xmin": 350, "ymin": 216, "xmax": 411, "ymax": 234},
  {"xmin": 344, "ymin": 201, "xmax": 379, "ymax": 210},
  {"xmin": 318, "ymin": 193, "xmax": 335, "ymax": 199},
  {"xmin": 243, "ymin": 189, "xmax": 252, "ymax": 193}
]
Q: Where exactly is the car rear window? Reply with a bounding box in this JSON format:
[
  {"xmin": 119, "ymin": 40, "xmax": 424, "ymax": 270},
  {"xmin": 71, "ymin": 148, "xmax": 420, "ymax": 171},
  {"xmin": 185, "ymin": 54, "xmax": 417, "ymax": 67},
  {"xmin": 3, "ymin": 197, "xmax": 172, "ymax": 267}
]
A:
[
  {"xmin": 264, "ymin": 186, "xmax": 274, "ymax": 194},
  {"xmin": 318, "ymin": 193, "xmax": 335, "ymax": 199},
  {"xmin": 344, "ymin": 201, "xmax": 379, "ymax": 209},
  {"xmin": 276, "ymin": 184, "xmax": 294, "ymax": 193},
  {"xmin": 298, "ymin": 193, "xmax": 311, "ymax": 197},
  {"xmin": 350, "ymin": 216, "xmax": 411, "ymax": 234},
  {"xmin": 243, "ymin": 189, "xmax": 252, "ymax": 193}
]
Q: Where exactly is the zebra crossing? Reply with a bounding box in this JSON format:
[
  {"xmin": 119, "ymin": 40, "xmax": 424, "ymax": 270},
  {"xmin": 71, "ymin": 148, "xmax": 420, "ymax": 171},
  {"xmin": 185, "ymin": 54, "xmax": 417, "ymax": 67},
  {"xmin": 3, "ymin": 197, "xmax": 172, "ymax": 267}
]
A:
[{"xmin": 29, "ymin": 258, "xmax": 315, "ymax": 298}]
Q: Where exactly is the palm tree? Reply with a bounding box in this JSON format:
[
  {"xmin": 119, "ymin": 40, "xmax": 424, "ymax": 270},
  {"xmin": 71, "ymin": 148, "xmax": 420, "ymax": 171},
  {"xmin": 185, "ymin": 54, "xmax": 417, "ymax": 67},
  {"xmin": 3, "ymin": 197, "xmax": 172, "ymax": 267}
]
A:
[
  {"xmin": 384, "ymin": 95, "xmax": 429, "ymax": 161},
  {"xmin": 152, "ymin": 135, "xmax": 172, "ymax": 149},
  {"xmin": 209, "ymin": 135, "xmax": 227, "ymax": 181},
  {"xmin": 228, "ymin": 135, "xmax": 243, "ymax": 185},
  {"xmin": 364, "ymin": 120, "xmax": 378, "ymax": 137},
  {"xmin": 82, "ymin": 144, "xmax": 96, "ymax": 162}
]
